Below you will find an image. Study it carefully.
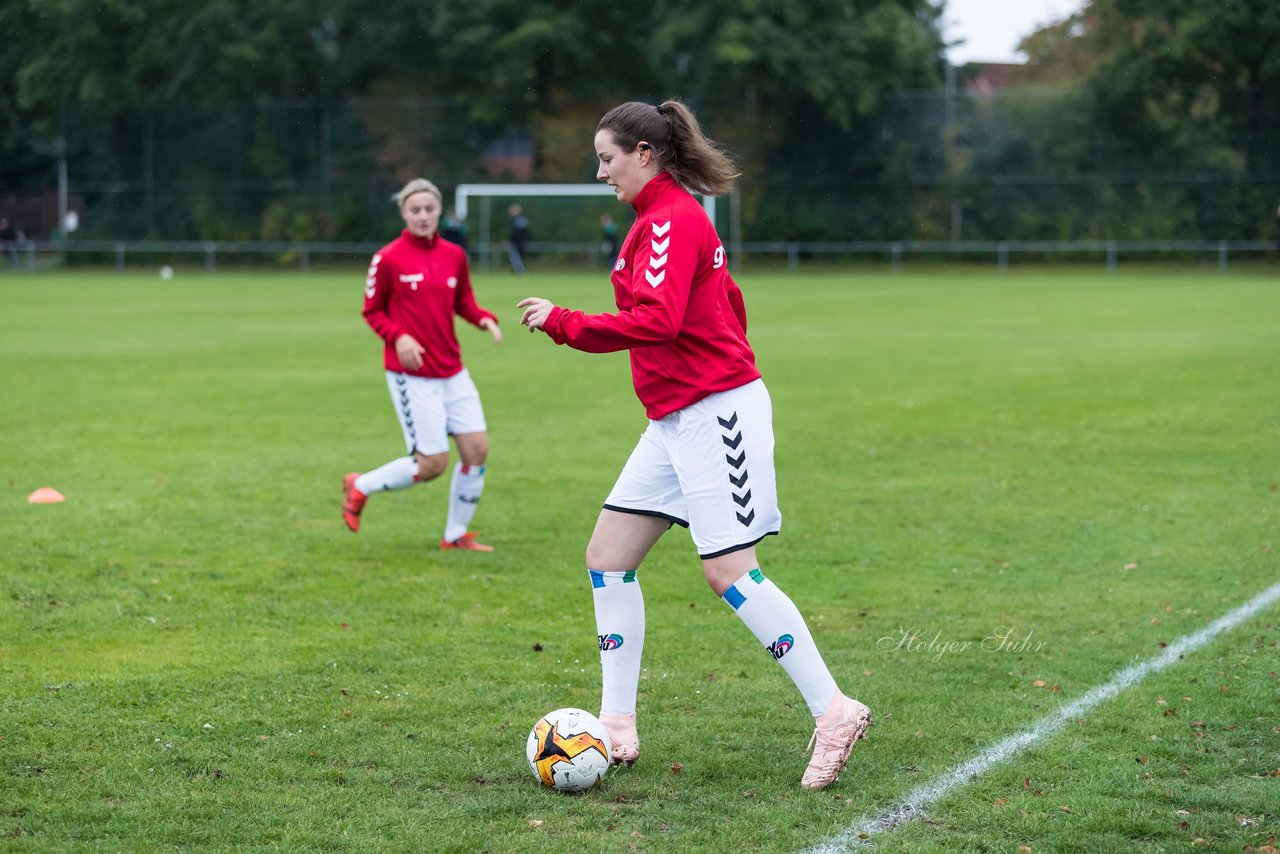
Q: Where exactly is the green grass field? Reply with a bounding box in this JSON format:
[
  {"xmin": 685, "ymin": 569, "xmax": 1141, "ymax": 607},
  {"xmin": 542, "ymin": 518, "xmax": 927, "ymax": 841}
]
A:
[{"xmin": 2, "ymin": 268, "xmax": 1277, "ymax": 853}]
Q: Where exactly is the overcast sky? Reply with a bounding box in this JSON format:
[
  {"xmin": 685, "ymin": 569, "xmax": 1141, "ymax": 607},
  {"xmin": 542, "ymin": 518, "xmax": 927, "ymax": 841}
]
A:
[{"xmin": 944, "ymin": 0, "xmax": 1086, "ymax": 64}]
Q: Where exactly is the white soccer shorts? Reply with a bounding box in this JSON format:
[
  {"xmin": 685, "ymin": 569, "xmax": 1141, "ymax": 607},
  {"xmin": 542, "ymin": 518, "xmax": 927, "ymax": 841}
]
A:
[
  {"xmin": 603, "ymin": 378, "xmax": 782, "ymax": 559},
  {"xmin": 386, "ymin": 369, "xmax": 487, "ymax": 457}
]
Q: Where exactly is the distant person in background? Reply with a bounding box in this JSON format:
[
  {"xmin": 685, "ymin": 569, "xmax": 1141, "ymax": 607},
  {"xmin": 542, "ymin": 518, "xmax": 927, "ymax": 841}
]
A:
[
  {"xmin": 0, "ymin": 217, "xmax": 22, "ymax": 270},
  {"xmin": 600, "ymin": 213, "xmax": 619, "ymax": 269},
  {"xmin": 507, "ymin": 203, "xmax": 530, "ymax": 274},
  {"xmin": 517, "ymin": 98, "xmax": 871, "ymax": 790},
  {"xmin": 441, "ymin": 207, "xmax": 469, "ymax": 252},
  {"xmin": 342, "ymin": 177, "xmax": 502, "ymax": 552}
]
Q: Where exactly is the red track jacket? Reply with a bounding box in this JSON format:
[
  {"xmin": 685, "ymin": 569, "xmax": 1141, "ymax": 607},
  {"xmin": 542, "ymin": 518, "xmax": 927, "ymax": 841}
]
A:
[
  {"xmin": 362, "ymin": 230, "xmax": 496, "ymax": 378},
  {"xmin": 542, "ymin": 173, "xmax": 760, "ymax": 419}
]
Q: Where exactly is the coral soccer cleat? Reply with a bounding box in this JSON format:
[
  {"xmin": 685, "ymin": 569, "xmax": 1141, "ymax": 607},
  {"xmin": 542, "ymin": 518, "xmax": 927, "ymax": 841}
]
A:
[
  {"xmin": 342, "ymin": 472, "xmax": 366, "ymax": 532},
  {"xmin": 440, "ymin": 532, "xmax": 494, "ymax": 552}
]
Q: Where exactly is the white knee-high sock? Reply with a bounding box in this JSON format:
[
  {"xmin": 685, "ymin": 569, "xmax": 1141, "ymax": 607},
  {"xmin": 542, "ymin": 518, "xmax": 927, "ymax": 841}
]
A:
[
  {"xmin": 443, "ymin": 463, "xmax": 485, "ymax": 543},
  {"xmin": 721, "ymin": 568, "xmax": 838, "ymax": 717},
  {"xmin": 355, "ymin": 456, "xmax": 419, "ymax": 495},
  {"xmin": 590, "ymin": 569, "xmax": 645, "ymax": 716}
]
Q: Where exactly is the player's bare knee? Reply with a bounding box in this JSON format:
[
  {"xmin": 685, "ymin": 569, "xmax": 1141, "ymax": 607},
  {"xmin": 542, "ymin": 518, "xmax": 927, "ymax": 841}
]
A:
[
  {"xmin": 416, "ymin": 453, "xmax": 449, "ymax": 481},
  {"xmin": 701, "ymin": 564, "xmax": 734, "ymax": 597},
  {"xmin": 701, "ymin": 551, "xmax": 756, "ymax": 596},
  {"xmin": 454, "ymin": 432, "xmax": 488, "ymax": 466},
  {"xmin": 585, "ymin": 538, "xmax": 625, "ymax": 573}
]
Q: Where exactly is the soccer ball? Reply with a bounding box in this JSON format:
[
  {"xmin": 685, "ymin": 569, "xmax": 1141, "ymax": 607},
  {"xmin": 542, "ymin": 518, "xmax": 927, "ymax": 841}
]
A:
[
  {"xmin": 526, "ymin": 707, "xmax": 612, "ymax": 793},
  {"xmin": 159, "ymin": 265, "xmax": 174, "ymax": 280}
]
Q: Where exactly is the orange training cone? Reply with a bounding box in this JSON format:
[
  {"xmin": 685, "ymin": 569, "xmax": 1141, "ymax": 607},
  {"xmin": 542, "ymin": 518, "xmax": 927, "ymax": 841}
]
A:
[{"xmin": 27, "ymin": 488, "xmax": 65, "ymax": 504}]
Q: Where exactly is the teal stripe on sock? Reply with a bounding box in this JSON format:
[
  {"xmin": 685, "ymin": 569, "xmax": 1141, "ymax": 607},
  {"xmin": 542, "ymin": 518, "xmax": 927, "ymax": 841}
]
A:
[{"xmin": 749, "ymin": 568, "xmax": 766, "ymax": 584}]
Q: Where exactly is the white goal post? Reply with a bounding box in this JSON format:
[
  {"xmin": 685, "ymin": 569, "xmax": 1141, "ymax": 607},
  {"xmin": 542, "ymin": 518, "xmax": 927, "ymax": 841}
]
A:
[{"xmin": 455, "ymin": 183, "xmax": 718, "ymax": 268}]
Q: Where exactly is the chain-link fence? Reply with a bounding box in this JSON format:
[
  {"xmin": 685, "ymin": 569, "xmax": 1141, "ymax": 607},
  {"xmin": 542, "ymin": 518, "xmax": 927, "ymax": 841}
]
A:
[{"xmin": 5, "ymin": 89, "xmax": 1279, "ymax": 247}]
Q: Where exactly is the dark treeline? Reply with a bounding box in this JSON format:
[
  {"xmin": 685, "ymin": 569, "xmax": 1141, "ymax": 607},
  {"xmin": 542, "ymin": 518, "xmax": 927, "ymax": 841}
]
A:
[{"xmin": 1, "ymin": 0, "xmax": 1277, "ymax": 242}]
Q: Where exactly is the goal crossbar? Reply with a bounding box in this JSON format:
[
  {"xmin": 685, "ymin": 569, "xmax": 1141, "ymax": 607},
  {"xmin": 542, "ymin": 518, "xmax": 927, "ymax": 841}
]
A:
[{"xmin": 455, "ymin": 183, "xmax": 716, "ymax": 223}]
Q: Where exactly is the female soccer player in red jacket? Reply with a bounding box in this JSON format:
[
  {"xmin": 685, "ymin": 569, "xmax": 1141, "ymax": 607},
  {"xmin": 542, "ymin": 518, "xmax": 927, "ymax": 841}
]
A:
[
  {"xmin": 519, "ymin": 100, "xmax": 871, "ymax": 789},
  {"xmin": 343, "ymin": 178, "xmax": 501, "ymax": 552}
]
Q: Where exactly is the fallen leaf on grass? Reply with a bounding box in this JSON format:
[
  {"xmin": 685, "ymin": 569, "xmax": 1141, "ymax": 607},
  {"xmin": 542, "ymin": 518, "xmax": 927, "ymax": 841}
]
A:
[
  {"xmin": 670, "ymin": 763, "xmax": 683, "ymax": 773},
  {"xmin": 1032, "ymin": 680, "xmax": 1046, "ymax": 688},
  {"xmin": 1124, "ymin": 563, "xmax": 1137, "ymax": 571},
  {"xmin": 1058, "ymin": 805, "xmax": 1072, "ymax": 813},
  {"xmin": 528, "ymin": 820, "xmax": 543, "ymax": 828}
]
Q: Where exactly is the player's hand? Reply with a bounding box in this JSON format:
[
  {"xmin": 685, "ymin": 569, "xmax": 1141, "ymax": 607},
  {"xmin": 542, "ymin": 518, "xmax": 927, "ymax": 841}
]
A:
[
  {"xmin": 517, "ymin": 297, "xmax": 553, "ymax": 333},
  {"xmin": 480, "ymin": 317, "xmax": 503, "ymax": 345},
  {"xmin": 394, "ymin": 334, "xmax": 426, "ymax": 371}
]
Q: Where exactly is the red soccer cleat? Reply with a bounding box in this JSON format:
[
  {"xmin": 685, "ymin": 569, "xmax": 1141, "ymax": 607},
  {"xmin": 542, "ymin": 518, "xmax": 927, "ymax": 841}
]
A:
[
  {"xmin": 342, "ymin": 472, "xmax": 366, "ymax": 532},
  {"xmin": 440, "ymin": 531, "xmax": 494, "ymax": 552}
]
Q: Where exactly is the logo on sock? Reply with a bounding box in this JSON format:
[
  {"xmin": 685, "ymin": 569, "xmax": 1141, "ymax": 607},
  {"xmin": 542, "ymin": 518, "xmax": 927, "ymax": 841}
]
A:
[
  {"xmin": 766, "ymin": 633, "xmax": 794, "ymax": 660},
  {"xmin": 598, "ymin": 633, "xmax": 624, "ymax": 651}
]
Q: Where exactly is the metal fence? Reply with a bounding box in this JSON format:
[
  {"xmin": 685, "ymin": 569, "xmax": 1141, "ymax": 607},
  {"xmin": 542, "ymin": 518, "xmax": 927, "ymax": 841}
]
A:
[{"xmin": 6, "ymin": 238, "xmax": 1278, "ymax": 276}]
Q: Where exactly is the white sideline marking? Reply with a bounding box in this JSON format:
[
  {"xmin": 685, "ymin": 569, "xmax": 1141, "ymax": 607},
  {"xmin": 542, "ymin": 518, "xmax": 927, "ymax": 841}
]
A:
[{"xmin": 806, "ymin": 580, "xmax": 1280, "ymax": 853}]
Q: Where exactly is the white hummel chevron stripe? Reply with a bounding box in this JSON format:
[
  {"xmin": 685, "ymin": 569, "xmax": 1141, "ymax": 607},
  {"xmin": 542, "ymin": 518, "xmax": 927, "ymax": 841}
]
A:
[{"xmin": 646, "ymin": 221, "xmax": 671, "ymax": 287}]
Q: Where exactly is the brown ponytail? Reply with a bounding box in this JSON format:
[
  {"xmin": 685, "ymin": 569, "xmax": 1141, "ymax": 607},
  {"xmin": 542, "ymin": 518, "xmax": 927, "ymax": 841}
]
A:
[{"xmin": 597, "ymin": 98, "xmax": 740, "ymax": 196}]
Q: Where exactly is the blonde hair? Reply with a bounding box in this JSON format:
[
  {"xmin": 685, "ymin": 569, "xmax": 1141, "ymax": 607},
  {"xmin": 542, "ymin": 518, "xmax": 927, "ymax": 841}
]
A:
[{"xmin": 392, "ymin": 178, "xmax": 442, "ymax": 209}]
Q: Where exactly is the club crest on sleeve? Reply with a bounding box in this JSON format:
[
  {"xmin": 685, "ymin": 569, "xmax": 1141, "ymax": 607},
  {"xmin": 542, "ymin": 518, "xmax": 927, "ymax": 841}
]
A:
[{"xmin": 615, "ymin": 257, "xmax": 626, "ymax": 272}]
